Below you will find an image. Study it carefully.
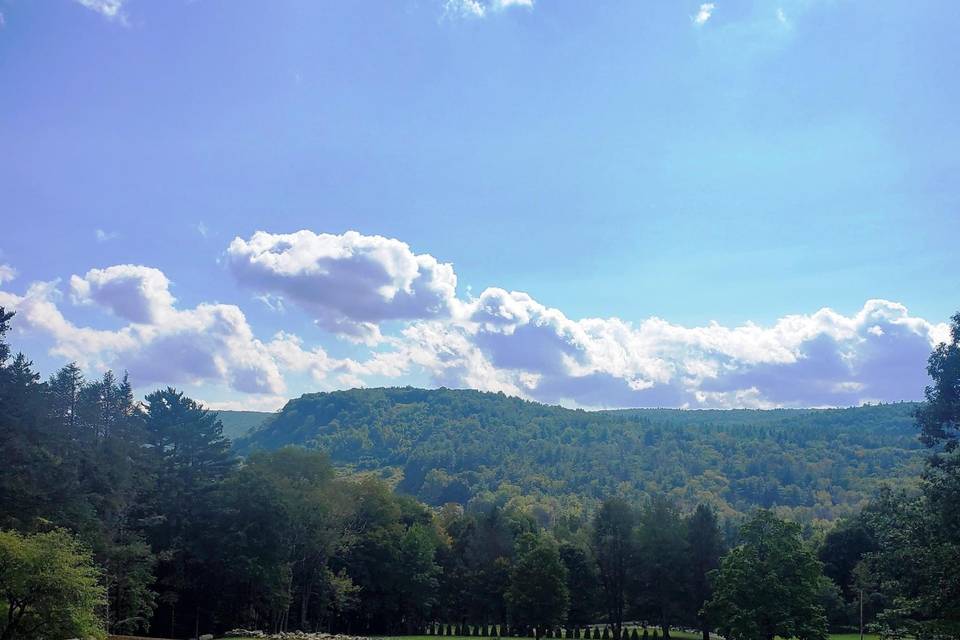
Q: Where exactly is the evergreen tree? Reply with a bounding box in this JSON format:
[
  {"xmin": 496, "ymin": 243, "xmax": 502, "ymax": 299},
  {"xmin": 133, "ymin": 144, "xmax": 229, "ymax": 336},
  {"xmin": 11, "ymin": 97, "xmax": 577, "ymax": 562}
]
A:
[
  {"xmin": 591, "ymin": 499, "xmax": 635, "ymax": 640},
  {"xmin": 685, "ymin": 504, "xmax": 723, "ymax": 640},
  {"xmin": 142, "ymin": 388, "xmax": 236, "ymax": 636},
  {"xmin": 634, "ymin": 497, "xmax": 688, "ymax": 640}
]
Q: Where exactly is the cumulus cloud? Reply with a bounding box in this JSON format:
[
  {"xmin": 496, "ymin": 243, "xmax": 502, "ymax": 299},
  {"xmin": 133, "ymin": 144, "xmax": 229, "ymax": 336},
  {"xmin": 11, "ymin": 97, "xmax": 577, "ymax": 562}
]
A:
[
  {"xmin": 3, "ymin": 269, "xmax": 283, "ymax": 396},
  {"xmin": 227, "ymin": 230, "xmax": 459, "ymax": 343},
  {"xmin": 0, "ymin": 281, "xmax": 139, "ymax": 366},
  {"xmin": 70, "ymin": 265, "xmax": 176, "ymax": 324},
  {"xmin": 694, "ymin": 3, "xmax": 715, "ymax": 25},
  {"xmin": 1, "ymin": 230, "xmax": 949, "ymax": 410},
  {"xmin": 415, "ymin": 294, "xmax": 947, "ymax": 408},
  {"xmin": 219, "ymin": 228, "xmax": 947, "ymax": 408}
]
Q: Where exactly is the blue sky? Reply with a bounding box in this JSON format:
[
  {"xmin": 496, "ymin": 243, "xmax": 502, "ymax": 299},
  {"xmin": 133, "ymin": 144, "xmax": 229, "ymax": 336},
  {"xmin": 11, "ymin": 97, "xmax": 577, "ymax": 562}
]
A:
[{"xmin": 1, "ymin": 0, "xmax": 957, "ymax": 410}]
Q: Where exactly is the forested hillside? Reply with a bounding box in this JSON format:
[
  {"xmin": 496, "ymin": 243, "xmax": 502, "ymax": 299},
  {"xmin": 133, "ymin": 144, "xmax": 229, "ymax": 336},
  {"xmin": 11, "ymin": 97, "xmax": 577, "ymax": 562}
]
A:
[{"xmin": 238, "ymin": 388, "xmax": 925, "ymax": 524}]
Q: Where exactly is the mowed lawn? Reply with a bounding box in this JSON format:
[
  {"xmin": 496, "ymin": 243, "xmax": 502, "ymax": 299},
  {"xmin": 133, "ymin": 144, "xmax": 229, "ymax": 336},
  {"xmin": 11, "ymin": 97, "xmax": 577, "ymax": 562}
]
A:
[
  {"xmin": 223, "ymin": 634, "xmax": 879, "ymax": 640},
  {"xmin": 374, "ymin": 628, "xmax": 880, "ymax": 640}
]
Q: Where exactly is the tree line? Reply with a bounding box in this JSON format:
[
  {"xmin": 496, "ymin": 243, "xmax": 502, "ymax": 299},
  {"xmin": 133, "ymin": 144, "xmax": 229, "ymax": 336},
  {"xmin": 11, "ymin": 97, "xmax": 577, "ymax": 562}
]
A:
[{"xmin": 1, "ymin": 307, "xmax": 959, "ymax": 639}]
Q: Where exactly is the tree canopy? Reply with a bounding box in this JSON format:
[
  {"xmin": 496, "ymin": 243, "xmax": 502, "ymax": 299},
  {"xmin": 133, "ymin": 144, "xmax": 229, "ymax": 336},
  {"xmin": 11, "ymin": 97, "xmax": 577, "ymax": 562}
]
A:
[{"xmin": 705, "ymin": 510, "xmax": 828, "ymax": 640}]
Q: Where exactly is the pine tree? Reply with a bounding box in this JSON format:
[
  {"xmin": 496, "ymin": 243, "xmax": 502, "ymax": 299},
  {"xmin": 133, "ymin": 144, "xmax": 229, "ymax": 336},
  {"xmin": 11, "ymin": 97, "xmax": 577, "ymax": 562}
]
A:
[{"xmin": 686, "ymin": 504, "xmax": 723, "ymax": 640}]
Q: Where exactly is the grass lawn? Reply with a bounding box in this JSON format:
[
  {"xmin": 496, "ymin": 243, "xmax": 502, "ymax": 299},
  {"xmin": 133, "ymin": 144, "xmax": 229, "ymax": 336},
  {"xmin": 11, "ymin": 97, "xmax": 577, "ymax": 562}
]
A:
[
  {"xmin": 374, "ymin": 628, "xmax": 880, "ymax": 640},
  {"xmin": 224, "ymin": 634, "xmax": 880, "ymax": 640}
]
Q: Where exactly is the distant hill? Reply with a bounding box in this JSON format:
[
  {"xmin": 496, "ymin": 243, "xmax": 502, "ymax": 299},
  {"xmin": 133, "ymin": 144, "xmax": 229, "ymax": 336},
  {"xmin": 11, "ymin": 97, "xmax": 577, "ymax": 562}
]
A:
[
  {"xmin": 237, "ymin": 387, "xmax": 927, "ymax": 524},
  {"xmin": 216, "ymin": 409, "xmax": 273, "ymax": 440}
]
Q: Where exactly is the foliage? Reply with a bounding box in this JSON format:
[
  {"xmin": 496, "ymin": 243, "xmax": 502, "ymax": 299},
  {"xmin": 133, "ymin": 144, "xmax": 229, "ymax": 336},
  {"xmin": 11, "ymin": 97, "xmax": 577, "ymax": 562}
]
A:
[
  {"xmin": 2, "ymin": 306, "xmax": 959, "ymax": 638},
  {"xmin": 591, "ymin": 499, "xmax": 635, "ymax": 639},
  {"xmin": 705, "ymin": 510, "xmax": 828, "ymax": 640},
  {"xmin": 915, "ymin": 312, "xmax": 960, "ymax": 452},
  {"xmin": 0, "ymin": 528, "xmax": 106, "ymax": 640},
  {"xmin": 632, "ymin": 497, "xmax": 688, "ymax": 639},
  {"xmin": 239, "ymin": 387, "xmax": 925, "ymax": 524},
  {"xmin": 684, "ymin": 505, "xmax": 723, "ymax": 640},
  {"xmin": 506, "ymin": 533, "xmax": 569, "ymax": 637}
]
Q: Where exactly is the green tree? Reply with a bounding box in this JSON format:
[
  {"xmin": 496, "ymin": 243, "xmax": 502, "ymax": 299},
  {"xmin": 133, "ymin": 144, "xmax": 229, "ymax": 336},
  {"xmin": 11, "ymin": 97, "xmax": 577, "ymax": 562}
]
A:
[
  {"xmin": 142, "ymin": 387, "xmax": 235, "ymax": 636},
  {"xmin": 558, "ymin": 542, "xmax": 599, "ymax": 626},
  {"xmin": 705, "ymin": 510, "xmax": 828, "ymax": 640},
  {"xmin": 591, "ymin": 498, "xmax": 635, "ymax": 640},
  {"xmin": 633, "ymin": 497, "xmax": 689, "ymax": 640},
  {"xmin": 0, "ymin": 528, "xmax": 106, "ymax": 640},
  {"xmin": 507, "ymin": 533, "xmax": 569, "ymax": 640},
  {"xmin": 859, "ymin": 313, "xmax": 960, "ymax": 639},
  {"xmin": 916, "ymin": 312, "xmax": 960, "ymax": 451},
  {"xmin": 685, "ymin": 504, "xmax": 723, "ymax": 640}
]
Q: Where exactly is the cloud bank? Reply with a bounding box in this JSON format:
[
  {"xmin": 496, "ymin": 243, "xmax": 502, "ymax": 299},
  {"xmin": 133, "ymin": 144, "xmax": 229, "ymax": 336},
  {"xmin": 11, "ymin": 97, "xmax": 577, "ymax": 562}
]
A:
[{"xmin": 0, "ymin": 229, "xmax": 949, "ymax": 409}]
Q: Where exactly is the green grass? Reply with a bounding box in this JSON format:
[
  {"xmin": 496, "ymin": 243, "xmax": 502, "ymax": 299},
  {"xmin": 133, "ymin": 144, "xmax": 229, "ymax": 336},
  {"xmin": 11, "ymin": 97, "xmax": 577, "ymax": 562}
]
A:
[
  {"xmin": 372, "ymin": 632, "xmax": 688, "ymax": 640},
  {"xmin": 225, "ymin": 634, "xmax": 880, "ymax": 640}
]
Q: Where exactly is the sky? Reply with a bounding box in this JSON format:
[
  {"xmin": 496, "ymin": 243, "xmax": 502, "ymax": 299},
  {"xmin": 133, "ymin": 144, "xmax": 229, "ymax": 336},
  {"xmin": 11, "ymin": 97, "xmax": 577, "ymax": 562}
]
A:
[{"xmin": 1, "ymin": 0, "xmax": 958, "ymax": 411}]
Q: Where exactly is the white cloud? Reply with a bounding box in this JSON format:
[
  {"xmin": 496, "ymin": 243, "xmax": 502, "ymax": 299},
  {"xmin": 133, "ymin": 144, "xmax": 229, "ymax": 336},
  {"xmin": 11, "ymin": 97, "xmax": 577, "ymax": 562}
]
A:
[
  {"xmin": 226, "ymin": 230, "xmax": 460, "ymax": 344},
  {"xmin": 2, "ymin": 229, "xmax": 949, "ymax": 410},
  {"xmin": 444, "ymin": 0, "xmax": 487, "ymax": 19},
  {"xmin": 0, "ymin": 264, "xmax": 16, "ymax": 285},
  {"xmin": 777, "ymin": 7, "xmax": 788, "ymax": 24},
  {"xmin": 71, "ymin": 265, "xmax": 176, "ymax": 324},
  {"xmin": 694, "ymin": 3, "xmax": 715, "ymax": 25},
  {"xmin": 3, "ymin": 269, "xmax": 284, "ymax": 396},
  {"xmin": 493, "ymin": 0, "xmax": 533, "ymax": 10},
  {"xmin": 0, "ymin": 281, "xmax": 138, "ymax": 367},
  {"xmin": 73, "ymin": 0, "xmax": 127, "ymax": 22},
  {"xmin": 442, "ymin": 0, "xmax": 532, "ymax": 20},
  {"xmin": 95, "ymin": 229, "xmax": 119, "ymax": 243},
  {"xmin": 223, "ymin": 229, "xmax": 947, "ymax": 408}
]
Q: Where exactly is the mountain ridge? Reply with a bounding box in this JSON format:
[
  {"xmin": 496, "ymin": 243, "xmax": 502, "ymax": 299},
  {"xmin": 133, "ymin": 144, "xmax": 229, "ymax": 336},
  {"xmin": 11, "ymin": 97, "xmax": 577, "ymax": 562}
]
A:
[{"xmin": 234, "ymin": 387, "xmax": 925, "ymax": 524}]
